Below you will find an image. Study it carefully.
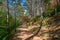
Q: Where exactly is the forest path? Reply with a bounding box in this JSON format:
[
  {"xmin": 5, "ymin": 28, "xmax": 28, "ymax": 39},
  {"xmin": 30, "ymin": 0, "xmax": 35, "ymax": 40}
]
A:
[{"xmin": 13, "ymin": 23, "xmax": 50, "ymax": 40}]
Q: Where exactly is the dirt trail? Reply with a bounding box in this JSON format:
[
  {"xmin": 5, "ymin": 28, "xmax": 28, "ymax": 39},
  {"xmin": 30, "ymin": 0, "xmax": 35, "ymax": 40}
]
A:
[{"xmin": 13, "ymin": 24, "xmax": 50, "ymax": 40}]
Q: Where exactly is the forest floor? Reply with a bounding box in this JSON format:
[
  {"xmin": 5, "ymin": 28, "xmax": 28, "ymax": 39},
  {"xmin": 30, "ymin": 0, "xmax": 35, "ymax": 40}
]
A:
[{"xmin": 13, "ymin": 16, "xmax": 60, "ymax": 40}]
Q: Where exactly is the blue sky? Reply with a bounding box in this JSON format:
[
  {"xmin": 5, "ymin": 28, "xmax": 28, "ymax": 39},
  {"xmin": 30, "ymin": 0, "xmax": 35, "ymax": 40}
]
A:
[
  {"xmin": 8, "ymin": 0, "xmax": 13, "ymax": 7},
  {"xmin": 5, "ymin": 0, "xmax": 27, "ymax": 15},
  {"xmin": 7, "ymin": 0, "xmax": 26, "ymax": 8},
  {"xmin": 20, "ymin": 0, "xmax": 26, "ymax": 6}
]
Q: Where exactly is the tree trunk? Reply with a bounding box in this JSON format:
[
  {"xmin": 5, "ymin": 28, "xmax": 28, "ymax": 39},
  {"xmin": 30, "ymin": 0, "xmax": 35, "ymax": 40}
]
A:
[{"xmin": 6, "ymin": 0, "xmax": 11, "ymax": 40}]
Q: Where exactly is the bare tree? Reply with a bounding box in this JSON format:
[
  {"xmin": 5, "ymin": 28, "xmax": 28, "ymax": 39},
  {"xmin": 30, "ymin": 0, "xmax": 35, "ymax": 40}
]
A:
[{"xmin": 6, "ymin": 0, "xmax": 10, "ymax": 31}]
